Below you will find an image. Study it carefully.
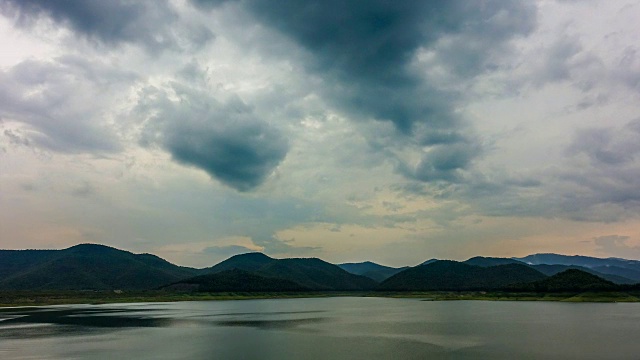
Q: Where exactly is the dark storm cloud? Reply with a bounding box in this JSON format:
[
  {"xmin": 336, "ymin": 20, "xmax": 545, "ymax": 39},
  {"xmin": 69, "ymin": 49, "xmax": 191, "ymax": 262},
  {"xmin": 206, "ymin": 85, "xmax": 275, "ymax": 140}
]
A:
[
  {"xmin": 408, "ymin": 142, "xmax": 480, "ymax": 183},
  {"xmin": 194, "ymin": 0, "xmax": 537, "ymax": 183},
  {"xmin": 0, "ymin": 57, "xmax": 133, "ymax": 153},
  {"xmin": 0, "ymin": 0, "xmax": 213, "ymax": 51},
  {"xmin": 242, "ymin": 0, "xmax": 535, "ymax": 130},
  {"xmin": 140, "ymin": 88, "xmax": 288, "ymax": 192}
]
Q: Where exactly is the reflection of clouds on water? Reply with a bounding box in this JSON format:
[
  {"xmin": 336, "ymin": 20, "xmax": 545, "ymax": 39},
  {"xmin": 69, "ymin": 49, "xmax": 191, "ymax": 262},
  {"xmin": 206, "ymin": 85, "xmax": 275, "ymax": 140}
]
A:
[
  {"xmin": 215, "ymin": 317, "xmax": 326, "ymax": 330},
  {"xmin": 0, "ymin": 306, "xmax": 182, "ymax": 339},
  {"xmin": 0, "ymin": 305, "xmax": 331, "ymax": 339}
]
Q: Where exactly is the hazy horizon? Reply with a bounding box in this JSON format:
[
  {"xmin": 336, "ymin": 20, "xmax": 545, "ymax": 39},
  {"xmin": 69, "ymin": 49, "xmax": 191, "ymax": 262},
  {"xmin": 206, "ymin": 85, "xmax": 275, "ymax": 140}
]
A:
[{"xmin": 2, "ymin": 242, "xmax": 640, "ymax": 270}]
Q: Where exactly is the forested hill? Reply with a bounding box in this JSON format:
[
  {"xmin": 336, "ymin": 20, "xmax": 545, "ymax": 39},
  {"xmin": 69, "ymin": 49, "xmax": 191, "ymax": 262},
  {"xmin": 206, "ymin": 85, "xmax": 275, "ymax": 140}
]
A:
[
  {"xmin": 0, "ymin": 244, "xmax": 199, "ymax": 290},
  {"xmin": 202, "ymin": 253, "xmax": 377, "ymax": 291},
  {"xmin": 377, "ymin": 261, "xmax": 547, "ymax": 291}
]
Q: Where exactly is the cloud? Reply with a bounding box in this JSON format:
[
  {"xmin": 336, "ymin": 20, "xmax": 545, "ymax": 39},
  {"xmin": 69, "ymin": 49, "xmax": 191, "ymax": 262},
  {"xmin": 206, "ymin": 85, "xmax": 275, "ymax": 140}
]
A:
[
  {"xmin": 406, "ymin": 141, "xmax": 481, "ymax": 183},
  {"xmin": 0, "ymin": 0, "xmax": 213, "ymax": 52},
  {"xmin": 250, "ymin": 234, "xmax": 321, "ymax": 256},
  {"xmin": 193, "ymin": 0, "xmax": 538, "ymax": 184},
  {"xmin": 202, "ymin": 244, "xmax": 260, "ymax": 257},
  {"xmin": 0, "ymin": 56, "xmax": 133, "ymax": 153},
  {"xmin": 593, "ymin": 235, "xmax": 640, "ymax": 258},
  {"xmin": 139, "ymin": 86, "xmax": 289, "ymax": 192}
]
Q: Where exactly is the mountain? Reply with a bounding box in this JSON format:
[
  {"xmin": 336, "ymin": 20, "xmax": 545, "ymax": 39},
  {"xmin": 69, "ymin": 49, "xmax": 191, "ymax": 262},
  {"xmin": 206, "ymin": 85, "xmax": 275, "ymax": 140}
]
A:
[
  {"xmin": 378, "ymin": 260, "xmax": 547, "ymax": 291},
  {"xmin": 0, "ymin": 244, "xmax": 199, "ymax": 290},
  {"xmin": 515, "ymin": 253, "xmax": 640, "ymax": 281},
  {"xmin": 512, "ymin": 269, "xmax": 617, "ymax": 292},
  {"xmin": 207, "ymin": 252, "xmax": 276, "ymax": 273},
  {"xmin": 591, "ymin": 265, "xmax": 640, "ymax": 282},
  {"xmin": 164, "ymin": 269, "xmax": 310, "ymax": 292},
  {"xmin": 338, "ymin": 261, "xmax": 408, "ymax": 282},
  {"xmin": 531, "ymin": 264, "xmax": 635, "ymax": 285},
  {"xmin": 463, "ymin": 256, "xmax": 526, "ymax": 267},
  {"xmin": 461, "ymin": 256, "xmax": 635, "ymax": 284},
  {"xmin": 421, "ymin": 259, "xmax": 439, "ymax": 266},
  {"xmin": 204, "ymin": 253, "xmax": 378, "ymax": 291}
]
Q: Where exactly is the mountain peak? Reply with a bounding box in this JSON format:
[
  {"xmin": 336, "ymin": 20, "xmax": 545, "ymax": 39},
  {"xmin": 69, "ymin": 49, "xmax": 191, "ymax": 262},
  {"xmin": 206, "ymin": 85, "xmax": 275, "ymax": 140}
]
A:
[
  {"xmin": 65, "ymin": 243, "xmax": 122, "ymax": 253},
  {"xmin": 228, "ymin": 252, "xmax": 273, "ymax": 260}
]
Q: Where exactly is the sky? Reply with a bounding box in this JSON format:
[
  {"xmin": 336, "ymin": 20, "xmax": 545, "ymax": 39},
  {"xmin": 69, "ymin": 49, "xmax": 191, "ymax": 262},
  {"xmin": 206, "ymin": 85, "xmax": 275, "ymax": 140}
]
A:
[{"xmin": 1, "ymin": 0, "xmax": 640, "ymax": 268}]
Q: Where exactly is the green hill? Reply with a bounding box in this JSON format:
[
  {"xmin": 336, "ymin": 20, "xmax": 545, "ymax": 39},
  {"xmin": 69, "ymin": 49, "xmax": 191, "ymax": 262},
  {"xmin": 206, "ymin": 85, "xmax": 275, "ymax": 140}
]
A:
[
  {"xmin": 165, "ymin": 269, "xmax": 310, "ymax": 292},
  {"xmin": 205, "ymin": 253, "xmax": 378, "ymax": 291},
  {"xmin": 0, "ymin": 244, "xmax": 199, "ymax": 290},
  {"xmin": 377, "ymin": 260, "xmax": 547, "ymax": 291},
  {"xmin": 514, "ymin": 269, "xmax": 617, "ymax": 292}
]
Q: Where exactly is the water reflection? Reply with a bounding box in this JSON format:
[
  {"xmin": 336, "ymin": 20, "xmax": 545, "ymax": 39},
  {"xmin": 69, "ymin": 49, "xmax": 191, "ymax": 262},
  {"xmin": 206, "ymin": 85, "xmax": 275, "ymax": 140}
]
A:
[
  {"xmin": 0, "ymin": 305, "xmax": 328, "ymax": 339},
  {"xmin": 215, "ymin": 317, "xmax": 325, "ymax": 330},
  {"xmin": 1, "ymin": 298, "xmax": 640, "ymax": 360}
]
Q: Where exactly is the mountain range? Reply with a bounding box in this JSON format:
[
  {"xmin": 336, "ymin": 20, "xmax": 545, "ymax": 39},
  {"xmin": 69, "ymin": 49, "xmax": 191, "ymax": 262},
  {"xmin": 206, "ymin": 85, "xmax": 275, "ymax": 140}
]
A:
[{"xmin": 1, "ymin": 243, "xmax": 639, "ymax": 292}]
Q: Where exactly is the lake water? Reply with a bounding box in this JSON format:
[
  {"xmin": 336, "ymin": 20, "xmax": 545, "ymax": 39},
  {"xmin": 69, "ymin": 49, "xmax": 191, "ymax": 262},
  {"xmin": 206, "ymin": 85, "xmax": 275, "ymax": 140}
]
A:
[{"xmin": 1, "ymin": 297, "xmax": 639, "ymax": 359}]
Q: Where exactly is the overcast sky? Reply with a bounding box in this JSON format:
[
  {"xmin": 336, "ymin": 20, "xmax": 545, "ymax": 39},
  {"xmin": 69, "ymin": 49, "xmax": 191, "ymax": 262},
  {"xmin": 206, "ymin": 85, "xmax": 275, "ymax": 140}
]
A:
[{"xmin": 1, "ymin": 0, "xmax": 640, "ymax": 267}]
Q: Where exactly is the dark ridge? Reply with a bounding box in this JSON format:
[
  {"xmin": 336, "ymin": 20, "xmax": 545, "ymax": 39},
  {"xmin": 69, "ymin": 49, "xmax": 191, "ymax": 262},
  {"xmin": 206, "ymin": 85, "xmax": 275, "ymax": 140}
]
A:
[
  {"xmin": 338, "ymin": 261, "xmax": 407, "ymax": 282},
  {"xmin": 531, "ymin": 264, "xmax": 635, "ymax": 285},
  {"xmin": 378, "ymin": 260, "xmax": 547, "ymax": 291},
  {"xmin": 511, "ymin": 269, "xmax": 617, "ymax": 292},
  {"xmin": 205, "ymin": 252, "xmax": 276, "ymax": 274},
  {"xmin": 165, "ymin": 269, "xmax": 310, "ymax": 292},
  {"xmin": 464, "ymin": 256, "xmax": 525, "ymax": 267}
]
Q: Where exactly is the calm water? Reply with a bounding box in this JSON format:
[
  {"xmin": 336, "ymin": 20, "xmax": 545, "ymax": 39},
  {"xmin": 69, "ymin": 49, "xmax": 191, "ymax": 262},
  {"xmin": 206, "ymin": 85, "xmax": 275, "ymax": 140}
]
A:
[{"xmin": 1, "ymin": 297, "xmax": 639, "ymax": 359}]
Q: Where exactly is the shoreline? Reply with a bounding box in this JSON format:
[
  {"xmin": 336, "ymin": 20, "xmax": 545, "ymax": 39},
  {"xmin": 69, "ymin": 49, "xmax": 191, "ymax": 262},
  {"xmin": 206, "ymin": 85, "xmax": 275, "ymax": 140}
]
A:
[{"xmin": 2, "ymin": 290, "xmax": 640, "ymax": 308}]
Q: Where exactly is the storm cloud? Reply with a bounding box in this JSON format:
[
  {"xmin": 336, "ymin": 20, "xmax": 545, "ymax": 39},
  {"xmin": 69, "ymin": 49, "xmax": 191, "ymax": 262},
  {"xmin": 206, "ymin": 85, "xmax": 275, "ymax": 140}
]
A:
[
  {"xmin": 195, "ymin": 0, "xmax": 537, "ymax": 182},
  {"xmin": 140, "ymin": 88, "xmax": 288, "ymax": 192},
  {"xmin": 0, "ymin": 0, "xmax": 213, "ymax": 51},
  {"xmin": 0, "ymin": 56, "xmax": 133, "ymax": 153}
]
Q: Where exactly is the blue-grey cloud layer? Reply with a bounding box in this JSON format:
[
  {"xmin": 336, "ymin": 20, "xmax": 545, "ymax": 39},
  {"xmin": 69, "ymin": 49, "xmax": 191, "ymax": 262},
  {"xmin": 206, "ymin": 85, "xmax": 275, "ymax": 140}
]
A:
[
  {"xmin": 195, "ymin": 0, "xmax": 537, "ymax": 183},
  {"xmin": 0, "ymin": 56, "xmax": 132, "ymax": 153},
  {"xmin": 139, "ymin": 87, "xmax": 288, "ymax": 192},
  {"xmin": 0, "ymin": 0, "xmax": 213, "ymax": 51}
]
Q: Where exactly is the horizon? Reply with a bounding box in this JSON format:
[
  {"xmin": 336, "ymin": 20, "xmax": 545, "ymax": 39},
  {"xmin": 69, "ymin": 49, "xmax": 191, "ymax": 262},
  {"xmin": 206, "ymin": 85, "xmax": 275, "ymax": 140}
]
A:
[
  {"xmin": 1, "ymin": 1, "xmax": 640, "ymax": 268},
  {"xmin": 2, "ymin": 242, "xmax": 639, "ymax": 269}
]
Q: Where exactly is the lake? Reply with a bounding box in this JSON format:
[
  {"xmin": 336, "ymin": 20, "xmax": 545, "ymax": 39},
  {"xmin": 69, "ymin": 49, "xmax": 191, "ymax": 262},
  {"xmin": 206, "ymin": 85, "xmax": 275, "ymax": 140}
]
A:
[{"xmin": 1, "ymin": 297, "xmax": 639, "ymax": 359}]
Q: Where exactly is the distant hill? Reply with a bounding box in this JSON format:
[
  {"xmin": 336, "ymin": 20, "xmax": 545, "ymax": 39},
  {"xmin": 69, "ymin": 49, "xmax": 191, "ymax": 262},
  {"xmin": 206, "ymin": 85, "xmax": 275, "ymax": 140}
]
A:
[
  {"xmin": 164, "ymin": 269, "xmax": 310, "ymax": 292},
  {"xmin": 531, "ymin": 264, "xmax": 635, "ymax": 285},
  {"xmin": 204, "ymin": 253, "xmax": 377, "ymax": 291},
  {"xmin": 512, "ymin": 269, "xmax": 617, "ymax": 292},
  {"xmin": 515, "ymin": 253, "xmax": 640, "ymax": 281},
  {"xmin": 591, "ymin": 265, "xmax": 640, "ymax": 282},
  {"xmin": 421, "ymin": 259, "xmax": 439, "ymax": 266},
  {"xmin": 459, "ymin": 256, "xmax": 635, "ymax": 284},
  {"xmin": 0, "ymin": 244, "xmax": 199, "ymax": 290},
  {"xmin": 338, "ymin": 261, "xmax": 408, "ymax": 282},
  {"xmin": 378, "ymin": 260, "xmax": 547, "ymax": 291},
  {"xmin": 463, "ymin": 256, "xmax": 526, "ymax": 267}
]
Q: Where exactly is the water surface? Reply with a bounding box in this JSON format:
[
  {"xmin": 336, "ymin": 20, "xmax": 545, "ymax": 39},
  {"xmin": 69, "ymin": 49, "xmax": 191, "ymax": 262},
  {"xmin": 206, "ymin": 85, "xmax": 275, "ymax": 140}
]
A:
[{"xmin": 1, "ymin": 297, "xmax": 638, "ymax": 359}]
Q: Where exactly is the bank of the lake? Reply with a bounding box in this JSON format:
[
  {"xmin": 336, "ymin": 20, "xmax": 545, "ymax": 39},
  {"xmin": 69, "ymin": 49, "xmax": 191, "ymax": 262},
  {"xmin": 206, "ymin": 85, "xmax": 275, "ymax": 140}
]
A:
[{"xmin": 2, "ymin": 290, "xmax": 640, "ymax": 307}]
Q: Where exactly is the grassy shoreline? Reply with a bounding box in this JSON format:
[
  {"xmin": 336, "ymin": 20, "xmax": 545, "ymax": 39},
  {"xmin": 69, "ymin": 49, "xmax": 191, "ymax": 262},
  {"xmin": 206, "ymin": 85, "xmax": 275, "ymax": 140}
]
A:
[{"xmin": 2, "ymin": 290, "xmax": 640, "ymax": 307}]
